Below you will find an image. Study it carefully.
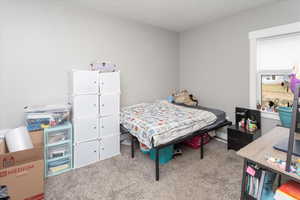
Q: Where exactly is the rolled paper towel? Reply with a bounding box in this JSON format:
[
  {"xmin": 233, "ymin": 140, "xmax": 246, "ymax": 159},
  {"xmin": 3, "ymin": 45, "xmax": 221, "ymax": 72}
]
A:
[{"xmin": 5, "ymin": 126, "xmax": 33, "ymax": 152}]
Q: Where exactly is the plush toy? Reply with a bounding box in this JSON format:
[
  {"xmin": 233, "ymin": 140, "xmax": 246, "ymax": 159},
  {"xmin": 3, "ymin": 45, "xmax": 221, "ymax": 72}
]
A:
[
  {"xmin": 173, "ymin": 89, "xmax": 198, "ymax": 106},
  {"xmin": 290, "ymin": 64, "xmax": 300, "ymax": 96}
]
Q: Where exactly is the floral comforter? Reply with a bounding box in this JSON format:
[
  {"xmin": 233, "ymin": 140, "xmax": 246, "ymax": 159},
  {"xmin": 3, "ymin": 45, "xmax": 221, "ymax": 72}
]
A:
[{"xmin": 120, "ymin": 101, "xmax": 217, "ymax": 148}]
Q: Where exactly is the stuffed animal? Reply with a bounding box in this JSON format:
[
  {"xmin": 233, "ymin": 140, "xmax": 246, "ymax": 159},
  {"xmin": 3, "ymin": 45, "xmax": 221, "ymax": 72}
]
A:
[
  {"xmin": 173, "ymin": 89, "xmax": 198, "ymax": 106},
  {"xmin": 290, "ymin": 64, "xmax": 300, "ymax": 96}
]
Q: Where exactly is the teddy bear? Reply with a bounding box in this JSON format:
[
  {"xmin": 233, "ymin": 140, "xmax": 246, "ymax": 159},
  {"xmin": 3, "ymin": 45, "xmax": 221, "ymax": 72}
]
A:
[{"xmin": 173, "ymin": 89, "xmax": 198, "ymax": 106}]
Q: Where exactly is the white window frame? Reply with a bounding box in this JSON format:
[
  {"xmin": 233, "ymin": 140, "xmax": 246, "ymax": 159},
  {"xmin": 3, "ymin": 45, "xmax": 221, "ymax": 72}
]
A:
[{"xmin": 249, "ymin": 22, "xmax": 300, "ymax": 120}]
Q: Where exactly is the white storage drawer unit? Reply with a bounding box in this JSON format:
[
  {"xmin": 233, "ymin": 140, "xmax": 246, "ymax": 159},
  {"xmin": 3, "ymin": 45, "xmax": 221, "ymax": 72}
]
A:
[{"xmin": 71, "ymin": 70, "xmax": 120, "ymax": 169}]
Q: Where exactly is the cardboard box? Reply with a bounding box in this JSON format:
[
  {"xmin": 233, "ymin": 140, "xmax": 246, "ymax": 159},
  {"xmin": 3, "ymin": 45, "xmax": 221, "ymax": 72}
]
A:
[{"xmin": 0, "ymin": 131, "xmax": 44, "ymax": 200}]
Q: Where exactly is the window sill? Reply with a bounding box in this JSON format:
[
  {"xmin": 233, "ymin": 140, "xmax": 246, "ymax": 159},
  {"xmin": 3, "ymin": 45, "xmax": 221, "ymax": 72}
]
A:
[{"xmin": 260, "ymin": 110, "xmax": 280, "ymax": 121}]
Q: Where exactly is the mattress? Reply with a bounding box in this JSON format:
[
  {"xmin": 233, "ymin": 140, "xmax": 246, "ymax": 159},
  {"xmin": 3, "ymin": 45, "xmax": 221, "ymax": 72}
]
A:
[
  {"xmin": 120, "ymin": 100, "xmax": 219, "ymax": 148},
  {"xmin": 174, "ymin": 103, "xmax": 227, "ymax": 130}
]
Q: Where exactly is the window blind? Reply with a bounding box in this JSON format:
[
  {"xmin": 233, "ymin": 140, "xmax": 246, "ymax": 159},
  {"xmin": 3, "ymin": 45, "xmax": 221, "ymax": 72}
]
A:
[{"xmin": 257, "ymin": 33, "xmax": 300, "ymax": 71}]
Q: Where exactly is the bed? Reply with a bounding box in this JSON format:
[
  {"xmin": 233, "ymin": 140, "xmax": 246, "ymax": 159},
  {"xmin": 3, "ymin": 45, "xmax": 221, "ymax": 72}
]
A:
[{"xmin": 120, "ymin": 100, "xmax": 232, "ymax": 181}]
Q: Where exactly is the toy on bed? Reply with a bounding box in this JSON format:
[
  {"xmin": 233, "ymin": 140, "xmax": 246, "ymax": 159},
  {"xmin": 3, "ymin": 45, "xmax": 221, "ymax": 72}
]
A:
[{"xmin": 172, "ymin": 89, "xmax": 198, "ymax": 106}]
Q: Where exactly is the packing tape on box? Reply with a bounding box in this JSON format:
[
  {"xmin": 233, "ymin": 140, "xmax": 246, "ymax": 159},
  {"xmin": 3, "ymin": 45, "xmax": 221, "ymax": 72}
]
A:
[{"xmin": 5, "ymin": 127, "xmax": 33, "ymax": 152}]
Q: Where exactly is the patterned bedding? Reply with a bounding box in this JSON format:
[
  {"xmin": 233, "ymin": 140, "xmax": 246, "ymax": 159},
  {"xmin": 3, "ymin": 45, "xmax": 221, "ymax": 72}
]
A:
[{"xmin": 120, "ymin": 101, "xmax": 217, "ymax": 148}]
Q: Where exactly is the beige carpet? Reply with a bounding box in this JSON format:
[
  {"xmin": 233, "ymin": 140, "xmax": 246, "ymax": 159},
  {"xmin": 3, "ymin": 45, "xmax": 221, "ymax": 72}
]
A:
[{"xmin": 45, "ymin": 139, "xmax": 243, "ymax": 200}]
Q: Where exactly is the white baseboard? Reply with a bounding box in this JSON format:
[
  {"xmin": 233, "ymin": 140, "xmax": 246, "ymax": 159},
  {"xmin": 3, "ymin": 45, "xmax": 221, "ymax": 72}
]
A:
[
  {"xmin": 215, "ymin": 136, "xmax": 227, "ymax": 144},
  {"xmin": 214, "ymin": 130, "xmax": 227, "ymax": 144}
]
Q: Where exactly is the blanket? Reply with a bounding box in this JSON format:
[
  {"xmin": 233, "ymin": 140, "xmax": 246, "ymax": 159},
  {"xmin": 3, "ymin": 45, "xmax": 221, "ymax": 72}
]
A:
[{"xmin": 120, "ymin": 101, "xmax": 217, "ymax": 148}]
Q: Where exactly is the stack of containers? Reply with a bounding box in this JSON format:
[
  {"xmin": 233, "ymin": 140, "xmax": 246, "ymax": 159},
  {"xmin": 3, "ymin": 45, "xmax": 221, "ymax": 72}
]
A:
[
  {"xmin": 24, "ymin": 104, "xmax": 73, "ymax": 177},
  {"xmin": 44, "ymin": 122, "xmax": 73, "ymax": 177},
  {"xmin": 70, "ymin": 70, "xmax": 120, "ymax": 168}
]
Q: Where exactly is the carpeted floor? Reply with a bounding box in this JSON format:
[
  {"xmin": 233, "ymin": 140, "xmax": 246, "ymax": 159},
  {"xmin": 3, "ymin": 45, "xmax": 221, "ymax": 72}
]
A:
[{"xmin": 45, "ymin": 139, "xmax": 243, "ymax": 200}]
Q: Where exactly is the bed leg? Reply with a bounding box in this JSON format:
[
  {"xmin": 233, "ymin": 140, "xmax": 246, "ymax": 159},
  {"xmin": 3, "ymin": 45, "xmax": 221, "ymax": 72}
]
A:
[
  {"xmin": 200, "ymin": 134, "xmax": 204, "ymax": 159},
  {"xmin": 155, "ymin": 148, "xmax": 160, "ymax": 181},
  {"xmin": 131, "ymin": 135, "xmax": 135, "ymax": 158},
  {"xmin": 278, "ymin": 174, "xmax": 282, "ymax": 187}
]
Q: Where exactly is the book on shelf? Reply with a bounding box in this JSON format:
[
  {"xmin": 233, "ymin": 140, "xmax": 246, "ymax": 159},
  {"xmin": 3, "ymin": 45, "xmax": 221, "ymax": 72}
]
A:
[
  {"xmin": 246, "ymin": 168, "xmax": 271, "ymax": 200},
  {"xmin": 274, "ymin": 181, "xmax": 300, "ymax": 200},
  {"xmin": 257, "ymin": 171, "xmax": 266, "ymax": 200}
]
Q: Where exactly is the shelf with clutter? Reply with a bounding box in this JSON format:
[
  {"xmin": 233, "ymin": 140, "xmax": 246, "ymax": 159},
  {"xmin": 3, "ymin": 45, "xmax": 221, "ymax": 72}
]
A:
[{"xmin": 236, "ymin": 107, "xmax": 260, "ymax": 133}]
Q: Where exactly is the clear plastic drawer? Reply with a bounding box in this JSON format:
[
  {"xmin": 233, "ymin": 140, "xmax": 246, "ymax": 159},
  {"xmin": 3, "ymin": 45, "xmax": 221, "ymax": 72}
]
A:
[
  {"xmin": 47, "ymin": 143, "xmax": 70, "ymax": 160},
  {"xmin": 47, "ymin": 130, "xmax": 70, "ymax": 145},
  {"xmin": 47, "ymin": 158, "xmax": 71, "ymax": 176}
]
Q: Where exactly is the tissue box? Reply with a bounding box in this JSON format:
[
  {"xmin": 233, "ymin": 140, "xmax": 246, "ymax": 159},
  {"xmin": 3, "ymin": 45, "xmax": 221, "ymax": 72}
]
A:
[{"xmin": 0, "ymin": 131, "xmax": 44, "ymax": 200}]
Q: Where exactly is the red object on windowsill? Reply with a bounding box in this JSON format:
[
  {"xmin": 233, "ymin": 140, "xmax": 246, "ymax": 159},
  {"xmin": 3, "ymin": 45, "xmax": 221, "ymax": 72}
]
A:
[{"xmin": 183, "ymin": 133, "xmax": 211, "ymax": 149}]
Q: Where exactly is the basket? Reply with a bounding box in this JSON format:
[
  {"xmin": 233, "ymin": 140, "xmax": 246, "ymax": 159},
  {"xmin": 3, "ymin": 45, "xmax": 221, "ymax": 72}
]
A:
[{"xmin": 277, "ymin": 107, "xmax": 293, "ymax": 128}]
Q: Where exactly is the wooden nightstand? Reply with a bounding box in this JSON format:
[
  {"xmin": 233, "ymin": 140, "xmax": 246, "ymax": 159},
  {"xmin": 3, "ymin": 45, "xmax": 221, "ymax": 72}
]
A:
[
  {"xmin": 227, "ymin": 107, "xmax": 261, "ymax": 151},
  {"xmin": 227, "ymin": 125, "xmax": 261, "ymax": 151}
]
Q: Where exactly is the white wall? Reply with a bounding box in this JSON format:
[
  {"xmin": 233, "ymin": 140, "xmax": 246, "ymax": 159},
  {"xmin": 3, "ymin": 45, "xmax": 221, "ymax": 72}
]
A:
[
  {"xmin": 180, "ymin": 0, "xmax": 300, "ymax": 134},
  {"xmin": 0, "ymin": 0, "xmax": 179, "ymax": 129}
]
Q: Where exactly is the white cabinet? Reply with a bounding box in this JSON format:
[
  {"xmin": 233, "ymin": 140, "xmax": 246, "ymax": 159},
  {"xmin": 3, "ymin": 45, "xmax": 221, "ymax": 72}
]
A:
[
  {"xmin": 72, "ymin": 70, "xmax": 99, "ymax": 94},
  {"xmin": 99, "ymin": 94, "xmax": 120, "ymax": 116},
  {"xmin": 73, "ymin": 117, "xmax": 98, "ymax": 143},
  {"xmin": 100, "ymin": 135, "xmax": 120, "ymax": 160},
  {"xmin": 71, "ymin": 70, "xmax": 120, "ymax": 169},
  {"xmin": 99, "ymin": 71, "xmax": 120, "ymax": 94},
  {"xmin": 74, "ymin": 140, "xmax": 99, "ymax": 168},
  {"xmin": 73, "ymin": 95, "xmax": 98, "ymax": 117},
  {"xmin": 99, "ymin": 115, "xmax": 119, "ymax": 138}
]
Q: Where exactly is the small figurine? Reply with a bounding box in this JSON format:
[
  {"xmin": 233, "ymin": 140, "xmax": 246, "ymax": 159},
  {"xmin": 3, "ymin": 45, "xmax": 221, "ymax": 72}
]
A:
[
  {"xmin": 239, "ymin": 118, "xmax": 245, "ymax": 128},
  {"xmin": 256, "ymin": 103, "xmax": 262, "ymax": 110}
]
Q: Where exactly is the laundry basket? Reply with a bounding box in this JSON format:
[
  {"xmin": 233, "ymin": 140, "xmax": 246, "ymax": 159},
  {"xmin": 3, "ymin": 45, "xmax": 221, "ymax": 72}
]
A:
[{"xmin": 277, "ymin": 107, "xmax": 293, "ymax": 128}]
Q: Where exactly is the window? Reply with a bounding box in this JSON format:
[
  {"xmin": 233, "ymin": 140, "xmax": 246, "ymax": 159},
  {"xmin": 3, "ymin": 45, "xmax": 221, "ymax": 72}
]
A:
[
  {"xmin": 260, "ymin": 74, "xmax": 293, "ymax": 109},
  {"xmin": 256, "ymin": 34, "xmax": 300, "ymax": 113},
  {"xmin": 249, "ymin": 22, "xmax": 300, "ymax": 119}
]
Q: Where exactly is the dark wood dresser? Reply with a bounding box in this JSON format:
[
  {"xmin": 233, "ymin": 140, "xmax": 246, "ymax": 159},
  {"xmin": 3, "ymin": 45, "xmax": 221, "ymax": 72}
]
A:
[{"xmin": 227, "ymin": 107, "xmax": 261, "ymax": 151}]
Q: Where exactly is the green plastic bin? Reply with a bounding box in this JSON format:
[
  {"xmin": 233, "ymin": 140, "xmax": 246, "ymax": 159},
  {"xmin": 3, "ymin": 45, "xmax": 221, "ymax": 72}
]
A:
[{"xmin": 149, "ymin": 144, "xmax": 174, "ymax": 164}]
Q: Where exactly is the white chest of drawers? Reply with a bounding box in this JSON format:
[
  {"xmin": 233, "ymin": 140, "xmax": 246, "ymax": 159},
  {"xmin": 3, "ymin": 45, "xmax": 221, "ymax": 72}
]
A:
[{"xmin": 70, "ymin": 70, "xmax": 120, "ymax": 168}]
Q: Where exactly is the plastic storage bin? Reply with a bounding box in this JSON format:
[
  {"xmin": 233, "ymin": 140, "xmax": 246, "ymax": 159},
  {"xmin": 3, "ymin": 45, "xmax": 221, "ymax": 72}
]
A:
[
  {"xmin": 149, "ymin": 145, "xmax": 174, "ymax": 164},
  {"xmin": 277, "ymin": 107, "xmax": 292, "ymax": 128},
  {"xmin": 24, "ymin": 104, "xmax": 71, "ymax": 131}
]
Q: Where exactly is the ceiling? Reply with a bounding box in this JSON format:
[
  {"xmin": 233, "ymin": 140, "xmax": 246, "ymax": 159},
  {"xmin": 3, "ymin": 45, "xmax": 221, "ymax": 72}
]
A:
[{"xmin": 75, "ymin": 0, "xmax": 281, "ymax": 32}]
